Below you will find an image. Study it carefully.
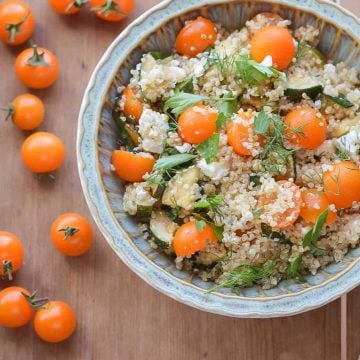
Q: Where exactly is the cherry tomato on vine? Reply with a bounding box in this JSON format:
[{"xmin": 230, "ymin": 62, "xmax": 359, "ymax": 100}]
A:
[
  {"xmin": 0, "ymin": 0, "xmax": 35, "ymax": 46},
  {"xmin": 34, "ymin": 301, "xmax": 76, "ymax": 343},
  {"xmin": 21, "ymin": 132, "xmax": 66, "ymax": 174},
  {"xmin": 47, "ymin": 0, "xmax": 87, "ymax": 15},
  {"xmin": 51, "ymin": 213, "xmax": 93, "ymax": 256},
  {"xmin": 3, "ymin": 93, "xmax": 45, "ymax": 130},
  {"xmin": 90, "ymin": 0, "xmax": 135, "ymax": 22},
  {"xmin": 15, "ymin": 45, "xmax": 60, "ymax": 89},
  {"xmin": 175, "ymin": 17, "xmax": 217, "ymax": 57},
  {"xmin": 0, "ymin": 232, "xmax": 24, "ymax": 280}
]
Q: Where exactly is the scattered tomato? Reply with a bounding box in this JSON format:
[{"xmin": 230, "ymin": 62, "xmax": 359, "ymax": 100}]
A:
[
  {"xmin": 178, "ymin": 105, "xmax": 218, "ymax": 144},
  {"xmin": 173, "ymin": 221, "xmax": 218, "ymax": 257},
  {"xmin": 250, "ymin": 25, "xmax": 295, "ymax": 70},
  {"xmin": 284, "ymin": 108, "xmax": 327, "ymax": 150},
  {"xmin": 0, "ymin": 287, "xmax": 33, "ymax": 327},
  {"xmin": 47, "ymin": 0, "xmax": 87, "ymax": 15},
  {"xmin": 300, "ymin": 189, "xmax": 336, "ymax": 225},
  {"xmin": 0, "ymin": 231, "xmax": 24, "ymax": 280},
  {"xmin": 122, "ymin": 86, "xmax": 143, "ymax": 121},
  {"xmin": 0, "ymin": 0, "xmax": 35, "ymax": 46},
  {"xmin": 21, "ymin": 132, "xmax": 66, "ymax": 173},
  {"xmin": 258, "ymin": 180, "xmax": 301, "ymax": 229},
  {"xmin": 15, "ymin": 45, "xmax": 60, "ymax": 89},
  {"xmin": 51, "ymin": 213, "xmax": 93, "ymax": 256},
  {"xmin": 5, "ymin": 93, "xmax": 45, "ymax": 131},
  {"xmin": 175, "ymin": 16, "xmax": 217, "ymax": 57},
  {"xmin": 90, "ymin": 0, "xmax": 134, "ymax": 22},
  {"xmin": 112, "ymin": 150, "xmax": 155, "ymax": 182},
  {"xmin": 34, "ymin": 301, "xmax": 76, "ymax": 343},
  {"xmin": 323, "ymin": 161, "xmax": 360, "ymax": 209}
]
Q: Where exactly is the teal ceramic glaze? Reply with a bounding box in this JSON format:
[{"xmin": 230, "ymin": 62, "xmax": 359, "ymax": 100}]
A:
[{"xmin": 77, "ymin": 0, "xmax": 360, "ymax": 317}]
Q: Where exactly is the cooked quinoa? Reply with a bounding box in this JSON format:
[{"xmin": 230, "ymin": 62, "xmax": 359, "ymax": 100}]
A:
[{"xmin": 111, "ymin": 13, "xmax": 360, "ymax": 292}]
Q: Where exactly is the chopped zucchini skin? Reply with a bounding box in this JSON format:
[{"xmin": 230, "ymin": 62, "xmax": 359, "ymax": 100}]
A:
[
  {"xmin": 296, "ymin": 42, "xmax": 326, "ymax": 66},
  {"xmin": 285, "ymin": 85, "xmax": 323, "ymax": 101},
  {"xmin": 135, "ymin": 205, "xmax": 153, "ymax": 221},
  {"xmin": 150, "ymin": 184, "xmax": 166, "ymax": 199},
  {"xmin": 329, "ymin": 117, "xmax": 359, "ymax": 138},
  {"xmin": 113, "ymin": 110, "xmax": 136, "ymax": 150},
  {"xmin": 150, "ymin": 211, "xmax": 178, "ymax": 250},
  {"xmin": 322, "ymin": 93, "xmax": 354, "ymax": 108}
]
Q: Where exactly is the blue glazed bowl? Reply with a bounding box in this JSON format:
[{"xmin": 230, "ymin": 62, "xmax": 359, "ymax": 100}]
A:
[{"xmin": 77, "ymin": 0, "xmax": 360, "ymax": 317}]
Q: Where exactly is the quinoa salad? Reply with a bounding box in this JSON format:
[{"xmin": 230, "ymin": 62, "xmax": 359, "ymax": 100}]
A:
[{"xmin": 110, "ymin": 13, "xmax": 360, "ymax": 292}]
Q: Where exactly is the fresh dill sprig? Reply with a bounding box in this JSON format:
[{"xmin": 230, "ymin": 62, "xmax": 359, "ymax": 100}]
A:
[{"xmin": 194, "ymin": 195, "xmax": 224, "ymax": 218}]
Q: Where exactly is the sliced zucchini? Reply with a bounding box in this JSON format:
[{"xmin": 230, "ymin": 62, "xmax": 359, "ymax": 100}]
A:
[
  {"xmin": 150, "ymin": 210, "xmax": 178, "ymax": 250},
  {"xmin": 135, "ymin": 205, "xmax": 153, "ymax": 221},
  {"xmin": 296, "ymin": 42, "xmax": 326, "ymax": 66},
  {"xmin": 113, "ymin": 110, "xmax": 137, "ymax": 150},
  {"xmin": 150, "ymin": 183, "xmax": 166, "ymax": 199},
  {"xmin": 162, "ymin": 166, "xmax": 200, "ymax": 210},
  {"xmin": 322, "ymin": 93, "xmax": 354, "ymax": 108},
  {"xmin": 329, "ymin": 117, "xmax": 359, "ymax": 138},
  {"xmin": 285, "ymin": 73, "xmax": 323, "ymax": 101}
]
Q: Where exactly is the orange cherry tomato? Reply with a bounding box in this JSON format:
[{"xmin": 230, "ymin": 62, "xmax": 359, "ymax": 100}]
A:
[
  {"xmin": 15, "ymin": 45, "xmax": 60, "ymax": 89},
  {"xmin": 51, "ymin": 213, "xmax": 93, "ymax": 256},
  {"xmin": 175, "ymin": 16, "xmax": 217, "ymax": 57},
  {"xmin": 178, "ymin": 105, "xmax": 218, "ymax": 144},
  {"xmin": 284, "ymin": 108, "xmax": 327, "ymax": 150},
  {"xmin": 300, "ymin": 189, "xmax": 336, "ymax": 225},
  {"xmin": 122, "ymin": 86, "xmax": 143, "ymax": 121},
  {"xmin": 0, "ymin": 287, "xmax": 34, "ymax": 328},
  {"xmin": 90, "ymin": 0, "xmax": 134, "ymax": 22},
  {"xmin": 258, "ymin": 180, "xmax": 301, "ymax": 229},
  {"xmin": 21, "ymin": 132, "xmax": 66, "ymax": 173},
  {"xmin": 250, "ymin": 25, "xmax": 295, "ymax": 70},
  {"xmin": 227, "ymin": 110, "xmax": 262, "ymax": 156},
  {"xmin": 7, "ymin": 93, "xmax": 45, "ymax": 130},
  {"xmin": 112, "ymin": 150, "xmax": 155, "ymax": 182},
  {"xmin": 47, "ymin": 0, "xmax": 87, "ymax": 15},
  {"xmin": 323, "ymin": 161, "xmax": 360, "ymax": 209},
  {"xmin": 173, "ymin": 221, "xmax": 218, "ymax": 257},
  {"xmin": 0, "ymin": 0, "xmax": 35, "ymax": 46},
  {"xmin": 34, "ymin": 301, "xmax": 76, "ymax": 343},
  {"xmin": 0, "ymin": 231, "xmax": 24, "ymax": 280}
]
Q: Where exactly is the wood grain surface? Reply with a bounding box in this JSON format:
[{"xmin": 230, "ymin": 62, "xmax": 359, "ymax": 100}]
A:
[{"xmin": 0, "ymin": 1, "xmax": 358, "ymax": 359}]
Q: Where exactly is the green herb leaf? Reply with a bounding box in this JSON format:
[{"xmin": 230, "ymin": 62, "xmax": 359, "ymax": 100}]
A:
[
  {"xmin": 163, "ymin": 92, "xmax": 209, "ymax": 116},
  {"xmin": 261, "ymin": 223, "xmax": 291, "ymax": 245},
  {"xmin": 150, "ymin": 51, "xmax": 163, "ymax": 60},
  {"xmin": 254, "ymin": 111, "xmax": 272, "ymax": 135},
  {"xmin": 197, "ymin": 133, "xmax": 220, "ymax": 164},
  {"xmin": 303, "ymin": 209, "xmax": 329, "ymax": 248},
  {"xmin": 194, "ymin": 195, "xmax": 224, "ymax": 209},
  {"xmin": 175, "ymin": 78, "xmax": 194, "ymax": 94},
  {"xmin": 287, "ymin": 256, "xmax": 304, "ymax": 282},
  {"xmin": 153, "ymin": 154, "xmax": 196, "ymax": 172},
  {"xmin": 216, "ymin": 91, "xmax": 237, "ymax": 118},
  {"xmin": 236, "ymin": 56, "xmax": 286, "ymax": 85},
  {"xmin": 310, "ymin": 246, "xmax": 329, "ymax": 256},
  {"xmin": 324, "ymin": 93, "xmax": 354, "ymax": 108},
  {"xmin": 252, "ymin": 207, "xmax": 264, "ymax": 218},
  {"xmin": 210, "ymin": 223, "xmax": 224, "ymax": 241},
  {"xmin": 195, "ymin": 220, "xmax": 206, "ymax": 232},
  {"xmin": 216, "ymin": 113, "xmax": 227, "ymax": 130}
]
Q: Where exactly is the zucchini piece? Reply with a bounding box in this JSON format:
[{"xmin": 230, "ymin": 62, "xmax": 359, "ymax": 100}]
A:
[
  {"xmin": 285, "ymin": 73, "xmax": 323, "ymax": 101},
  {"xmin": 150, "ymin": 183, "xmax": 166, "ymax": 199},
  {"xmin": 162, "ymin": 166, "xmax": 200, "ymax": 210},
  {"xmin": 135, "ymin": 205, "xmax": 153, "ymax": 221},
  {"xmin": 113, "ymin": 110, "xmax": 137, "ymax": 150},
  {"xmin": 322, "ymin": 93, "xmax": 354, "ymax": 108},
  {"xmin": 296, "ymin": 42, "xmax": 325, "ymax": 66},
  {"xmin": 150, "ymin": 211, "xmax": 178, "ymax": 250},
  {"xmin": 275, "ymin": 155, "xmax": 296, "ymax": 181},
  {"xmin": 329, "ymin": 117, "xmax": 359, "ymax": 138}
]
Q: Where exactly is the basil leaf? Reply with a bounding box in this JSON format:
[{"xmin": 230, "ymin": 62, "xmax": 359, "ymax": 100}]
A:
[
  {"xmin": 216, "ymin": 91, "xmax": 237, "ymax": 118},
  {"xmin": 254, "ymin": 111, "xmax": 272, "ymax": 135},
  {"xmin": 287, "ymin": 256, "xmax": 304, "ymax": 282},
  {"xmin": 197, "ymin": 133, "xmax": 220, "ymax": 164},
  {"xmin": 163, "ymin": 92, "xmax": 209, "ymax": 115},
  {"xmin": 303, "ymin": 209, "xmax": 329, "ymax": 248},
  {"xmin": 324, "ymin": 93, "xmax": 354, "ymax": 108},
  {"xmin": 153, "ymin": 154, "xmax": 196, "ymax": 171},
  {"xmin": 195, "ymin": 220, "xmax": 206, "ymax": 232}
]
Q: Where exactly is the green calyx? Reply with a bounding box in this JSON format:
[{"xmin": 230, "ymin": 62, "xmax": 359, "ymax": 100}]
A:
[
  {"xmin": 59, "ymin": 226, "xmax": 80, "ymax": 240},
  {"xmin": 22, "ymin": 290, "xmax": 49, "ymax": 310},
  {"xmin": 65, "ymin": 0, "xmax": 88, "ymax": 12},
  {"xmin": 26, "ymin": 45, "xmax": 49, "ymax": 67},
  {"xmin": 6, "ymin": 12, "xmax": 30, "ymax": 43},
  {"xmin": 1, "ymin": 260, "xmax": 13, "ymax": 281},
  {"xmin": 91, "ymin": 0, "xmax": 128, "ymax": 16},
  {"xmin": 0, "ymin": 103, "xmax": 14, "ymax": 121}
]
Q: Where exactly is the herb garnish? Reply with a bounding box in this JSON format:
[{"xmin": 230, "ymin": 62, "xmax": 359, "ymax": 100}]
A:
[
  {"xmin": 324, "ymin": 93, "xmax": 354, "ymax": 108},
  {"xmin": 197, "ymin": 133, "xmax": 220, "ymax": 164},
  {"xmin": 113, "ymin": 110, "xmax": 136, "ymax": 151},
  {"xmin": 163, "ymin": 93, "xmax": 209, "ymax": 116},
  {"xmin": 261, "ymin": 223, "xmax": 291, "ymax": 245},
  {"xmin": 303, "ymin": 209, "xmax": 329, "ymax": 248},
  {"xmin": 195, "ymin": 220, "xmax": 206, "ymax": 232},
  {"xmin": 194, "ymin": 195, "xmax": 224, "ymax": 217},
  {"xmin": 175, "ymin": 78, "xmax": 194, "ymax": 94},
  {"xmin": 287, "ymin": 256, "xmax": 304, "ymax": 282}
]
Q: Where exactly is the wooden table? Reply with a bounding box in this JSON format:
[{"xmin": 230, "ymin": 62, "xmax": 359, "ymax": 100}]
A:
[{"xmin": 0, "ymin": 1, "xmax": 358, "ymax": 359}]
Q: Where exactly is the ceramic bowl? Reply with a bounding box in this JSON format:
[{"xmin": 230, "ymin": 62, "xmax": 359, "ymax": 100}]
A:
[{"xmin": 77, "ymin": 0, "xmax": 360, "ymax": 317}]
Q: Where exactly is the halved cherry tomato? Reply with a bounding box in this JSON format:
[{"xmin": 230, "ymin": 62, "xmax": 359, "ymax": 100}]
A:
[
  {"xmin": 21, "ymin": 132, "xmax": 66, "ymax": 173},
  {"xmin": 300, "ymin": 189, "xmax": 336, "ymax": 225},
  {"xmin": 173, "ymin": 221, "xmax": 218, "ymax": 257},
  {"xmin": 6, "ymin": 93, "xmax": 45, "ymax": 130},
  {"xmin": 122, "ymin": 86, "xmax": 143, "ymax": 121},
  {"xmin": 112, "ymin": 150, "xmax": 155, "ymax": 182},
  {"xmin": 175, "ymin": 17, "xmax": 217, "ymax": 57},
  {"xmin": 258, "ymin": 180, "xmax": 301, "ymax": 229},
  {"xmin": 34, "ymin": 301, "xmax": 76, "ymax": 343},
  {"xmin": 90, "ymin": 0, "xmax": 134, "ymax": 22},
  {"xmin": 0, "ymin": 231, "xmax": 24, "ymax": 280},
  {"xmin": 178, "ymin": 105, "xmax": 218, "ymax": 144},
  {"xmin": 47, "ymin": 0, "xmax": 87, "ymax": 15},
  {"xmin": 0, "ymin": 287, "xmax": 33, "ymax": 327},
  {"xmin": 0, "ymin": 0, "xmax": 35, "ymax": 46},
  {"xmin": 284, "ymin": 108, "xmax": 327, "ymax": 150},
  {"xmin": 15, "ymin": 45, "xmax": 60, "ymax": 89},
  {"xmin": 323, "ymin": 161, "xmax": 360, "ymax": 209},
  {"xmin": 51, "ymin": 213, "xmax": 93, "ymax": 256},
  {"xmin": 250, "ymin": 25, "xmax": 295, "ymax": 70},
  {"xmin": 227, "ymin": 110, "xmax": 262, "ymax": 156}
]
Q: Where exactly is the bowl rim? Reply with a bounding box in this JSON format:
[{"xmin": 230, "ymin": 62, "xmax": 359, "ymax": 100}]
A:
[{"xmin": 77, "ymin": 0, "xmax": 360, "ymax": 317}]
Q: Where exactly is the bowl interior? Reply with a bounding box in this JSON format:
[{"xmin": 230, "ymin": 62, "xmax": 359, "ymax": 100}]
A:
[{"xmin": 96, "ymin": 1, "xmax": 360, "ymax": 300}]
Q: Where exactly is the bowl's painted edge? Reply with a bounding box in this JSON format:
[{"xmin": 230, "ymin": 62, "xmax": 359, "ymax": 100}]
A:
[{"xmin": 77, "ymin": 0, "xmax": 360, "ymax": 317}]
